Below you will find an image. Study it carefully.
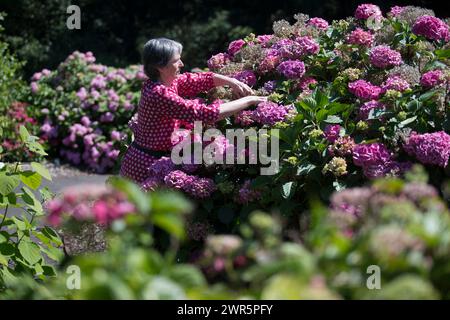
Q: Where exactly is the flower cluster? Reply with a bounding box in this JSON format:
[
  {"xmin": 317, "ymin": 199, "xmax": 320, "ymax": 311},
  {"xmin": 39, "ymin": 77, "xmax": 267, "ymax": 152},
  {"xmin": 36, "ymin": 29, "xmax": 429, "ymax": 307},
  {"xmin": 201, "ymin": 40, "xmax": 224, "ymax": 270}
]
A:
[
  {"xmin": 235, "ymin": 180, "xmax": 262, "ymax": 204},
  {"xmin": 45, "ymin": 184, "xmax": 135, "ymax": 226},
  {"xmin": 346, "ymin": 28, "xmax": 374, "ymax": 47},
  {"xmin": 369, "ymin": 46, "xmax": 403, "ymax": 69},
  {"xmin": 207, "ymin": 53, "xmax": 231, "ymax": 71},
  {"xmin": 232, "ymin": 70, "xmax": 257, "ymax": 87},
  {"xmin": 358, "ymin": 100, "xmax": 386, "ymax": 121},
  {"xmin": 382, "ymin": 75, "xmax": 410, "ymax": 92},
  {"xmin": 307, "ymin": 17, "xmax": 329, "ymax": 31},
  {"xmin": 348, "ymin": 80, "xmax": 383, "ymax": 100},
  {"xmin": 323, "ymin": 124, "xmax": 341, "ymax": 143},
  {"xmin": 276, "ymin": 60, "xmax": 305, "ymax": 79},
  {"xmin": 228, "ymin": 39, "xmax": 246, "ymax": 56},
  {"xmin": 252, "ymin": 101, "xmax": 290, "ymax": 126},
  {"xmin": 420, "ymin": 69, "xmax": 446, "ymax": 88},
  {"xmin": 354, "ymin": 4, "xmax": 382, "ymax": 20},
  {"xmin": 412, "ymin": 15, "xmax": 450, "ymax": 42},
  {"xmin": 404, "ymin": 131, "xmax": 450, "ymax": 167}
]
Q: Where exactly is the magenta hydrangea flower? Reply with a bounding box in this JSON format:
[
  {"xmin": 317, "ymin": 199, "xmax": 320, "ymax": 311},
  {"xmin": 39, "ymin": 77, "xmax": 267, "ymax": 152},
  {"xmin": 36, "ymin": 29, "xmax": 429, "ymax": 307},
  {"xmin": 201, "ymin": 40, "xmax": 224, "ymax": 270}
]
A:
[
  {"xmin": 164, "ymin": 170, "xmax": 195, "ymax": 189},
  {"xmin": 258, "ymin": 49, "xmax": 281, "ymax": 74},
  {"xmin": 324, "ymin": 125, "xmax": 341, "ymax": 143},
  {"xmin": 207, "ymin": 53, "xmax": 231, "ymax": 71},
  {"xmin": 295, "ymin": 36, "xmax": 320, "ymax": 55},
  {"xmin": 256, "ymin": 34, "xmax": 273, "ymax": 47},
  {"xmin": 184, "ymin": 177, "xmax": 217, "ymax": 198},
  {"xmin": 90, "ymin": 75, "xmax": 107, "ymax": 89},
  {"xmin": 277, "ymin": 60, "xmax": 305, "ymax": 79},
  {"xmin": 253, "ymin": 101, "xmax": 289, "ymax": 125},
  {"xmin": 382, "ymin": 75, "xmax": 410, "ymax": 92},
  {"xmin": 30, "ymin": 82, "xmax": 39, "ymax": 94},
  {"xmin": 236, "ymin": 180, "xmax": 262, "ymax": 204},
  {"xmin": 149, "ymin": 157, "xmax": 176, "ymax": 180},
  {"xmin": 404, "ymin": 131, "xmax": 450, "ymax": 167},
  {"xmin": 348, "ymin": 80, "xmax": 383, "ymax": 100},
  {"xmin": 272, "ymin": 39, "xmax": 302, "ymax": 59},
  {"xmin": 363, "ymin": 161, "xmax": 411, "ymax": 178},
  {"xmin": 420, "ymin": 70, "xmax": 445, "ymax": 88},
  {"xmin": 307, "ymin": 17, "xmax": 329, "ymax": 30},
  {"xmin": 228, "ymin": 39, "xmax": 246, "ymax": 56},
  {"xmin": 389, "ymin": 6, "xmax": 405, "ymax": 17},
  {"xmin": 353, "ymin": 142, "xmax": 392, "ymax": 167},
  {"xmin": 233, "ymin": 70, "xmax": 257, "ymax": 87},
  {"xmin": 369, "ymin": 45, "xmax": 403, "ymax": 69},
  {"xmin": 354, "ymin": 4, "xmax": 382, "ymax": 20},
  {"xmin": 297, "ymin": 77, "xmax": 317, "ymax": 91},
  {"xmin": 358, "ymin": 100, "xmax": 386, "ymax": 120},
  {"xmin": 234, "ymin": 110, "xmax": 255, "ymax": 126},
  {"xmin": 412, "ymin": 15, "xmax": 450, "ymax": 42},
  {"xmin": 346, "ymin": 28, "xmax": 374, "ymax": 47}
]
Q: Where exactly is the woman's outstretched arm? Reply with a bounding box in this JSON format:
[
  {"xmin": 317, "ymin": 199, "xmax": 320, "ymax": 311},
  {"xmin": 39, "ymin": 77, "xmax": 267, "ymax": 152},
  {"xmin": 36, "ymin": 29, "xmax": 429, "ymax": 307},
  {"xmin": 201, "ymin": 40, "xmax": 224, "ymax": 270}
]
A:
[
  {"xmin": 212, "ymin": 73, "xmax": 254, "ymax": 98},
  {"xmin": 218, "ymin": 96, "xmax": 267, "ymax": 120}
]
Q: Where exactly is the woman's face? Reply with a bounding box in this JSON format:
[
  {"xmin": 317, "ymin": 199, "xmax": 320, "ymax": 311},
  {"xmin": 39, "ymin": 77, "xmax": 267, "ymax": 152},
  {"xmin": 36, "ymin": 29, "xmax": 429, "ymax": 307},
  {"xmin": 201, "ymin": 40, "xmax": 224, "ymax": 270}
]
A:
[{"xmin": 157, "ymin": 52, "xmax": 184, "ymax": 82}]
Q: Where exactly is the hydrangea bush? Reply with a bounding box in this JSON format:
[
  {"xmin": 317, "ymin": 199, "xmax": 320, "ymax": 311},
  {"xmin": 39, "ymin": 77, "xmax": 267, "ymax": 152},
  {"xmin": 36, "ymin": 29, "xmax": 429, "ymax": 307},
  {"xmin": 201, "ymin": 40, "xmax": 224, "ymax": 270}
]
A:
[{"xmin": 26, "ymin": 51, "xmax": 146, "ymax": 172}]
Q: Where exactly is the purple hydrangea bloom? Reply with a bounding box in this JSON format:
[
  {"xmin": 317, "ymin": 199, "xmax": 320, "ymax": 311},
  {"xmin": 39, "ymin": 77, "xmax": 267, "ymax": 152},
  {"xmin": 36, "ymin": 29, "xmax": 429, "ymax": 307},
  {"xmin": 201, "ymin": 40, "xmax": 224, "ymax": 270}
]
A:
[
  {"xmin": 149, "ymin": 157, "xmax": 176, "ymax": 180},
  {"xmin": 234, "ymin": 110, "xmax": 255, "ymax": 126},
  {"xmin": 233, "ymin": 70, "xmax": 257, "ymax": 87},
  {"xmin": 252, "ymin": 101, "xmax": 289, "ymax": 125},
  {"xmin": 369, "ymin": 45, "xmax": 403, "ymax": 69},
  {"xmin": 184, "ymin": 177, "xmax": 217, "ymax": 198},
  {"xmin": 389, "ymin": 6, "xmax": 405, "ymax": 17},
  {"xmin": 263, "ymin": 80, "xmax": 277, "ymax": 93},
  {"xmin": 324, "ymin": 125, "xmax": 341, "ymax": 143},
  {"xmin": 277, "ymin": 60, "xmax": 305, "ymax": 79},
  {"xmin": 353, "ymin": 142, "xmax": 392, "ymax": 167},
  {"xmin": 404, "ymin": 131, "xmax": 450, "ymax": 167},
  {"xmin": 164, "ymin": 170, "xmax": 195, "ymax": 189},
  {"xmin": 295, "ymin": 36, "xmax": 320, "ymax": 55},
  {"xmin": 236, "ymin": 180, "xmax": 262, "ymax": 204},
  {"xmin": 412, "ymin": 15, "xmax": 450, "ymax": 42}
]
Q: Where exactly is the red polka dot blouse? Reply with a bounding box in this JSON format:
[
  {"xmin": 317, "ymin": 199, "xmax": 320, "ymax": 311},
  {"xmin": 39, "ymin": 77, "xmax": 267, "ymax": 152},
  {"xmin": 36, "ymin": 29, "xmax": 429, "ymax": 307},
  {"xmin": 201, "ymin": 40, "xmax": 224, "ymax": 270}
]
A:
[{"xmin": 120, "ymin": 72, "xmax": 220, "ymax": 184}]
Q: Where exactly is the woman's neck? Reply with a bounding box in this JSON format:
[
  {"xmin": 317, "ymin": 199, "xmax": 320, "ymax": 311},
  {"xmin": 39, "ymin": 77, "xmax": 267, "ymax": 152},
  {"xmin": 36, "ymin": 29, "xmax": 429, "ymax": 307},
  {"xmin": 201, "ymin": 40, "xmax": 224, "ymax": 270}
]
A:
[{"xmin": 158, "ymin": 75, "xmax": 175, "ymax": 87}]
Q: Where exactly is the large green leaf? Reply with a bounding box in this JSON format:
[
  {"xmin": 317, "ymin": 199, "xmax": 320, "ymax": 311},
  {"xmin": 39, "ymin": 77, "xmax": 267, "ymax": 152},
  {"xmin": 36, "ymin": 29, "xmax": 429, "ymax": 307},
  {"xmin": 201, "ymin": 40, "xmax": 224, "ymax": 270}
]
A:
[
  {"xmin": 0, "ymin": 173, "xmax": 20, "ymax": 195},
  {"xmin": 21, "ymin": 186, "xmax": 44, "ymax": 215},
  {"xmin": 152, "ymin": 212, "xmax": 185, "ymax": 240},
  {"xmin": 281, "ymin": 181, "xmax": 295, "ymax": 199},
  {"xmin": 20, "ymin": 171, "xmax": 42, "ymax": 190},
  {"xmin": 31, "ymin": 162, "xmax": 52, "ymax": 181},
  {"xmin": 18, "ymin": 240, "xmax": 42, "ymax": 265}
]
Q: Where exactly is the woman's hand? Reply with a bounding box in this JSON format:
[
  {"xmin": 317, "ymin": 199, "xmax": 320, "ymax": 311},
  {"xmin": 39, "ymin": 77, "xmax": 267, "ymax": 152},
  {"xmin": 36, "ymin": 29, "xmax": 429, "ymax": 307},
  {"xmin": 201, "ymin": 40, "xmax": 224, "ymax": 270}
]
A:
[
  {"xmin": 243, "ymin": 95, "xmax": 268, "ymax": 107},
  {"xmin": 229, "ymin": 79, "xmax": 254, "ymax": 98}
]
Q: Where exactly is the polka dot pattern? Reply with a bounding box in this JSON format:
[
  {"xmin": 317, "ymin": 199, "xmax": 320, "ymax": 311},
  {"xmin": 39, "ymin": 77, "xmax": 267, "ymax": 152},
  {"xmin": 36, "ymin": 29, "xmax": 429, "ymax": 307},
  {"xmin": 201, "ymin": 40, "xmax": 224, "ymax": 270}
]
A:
[{"xmin": 120, "ymin": 72, "xmax": 220, "ymax": 184}]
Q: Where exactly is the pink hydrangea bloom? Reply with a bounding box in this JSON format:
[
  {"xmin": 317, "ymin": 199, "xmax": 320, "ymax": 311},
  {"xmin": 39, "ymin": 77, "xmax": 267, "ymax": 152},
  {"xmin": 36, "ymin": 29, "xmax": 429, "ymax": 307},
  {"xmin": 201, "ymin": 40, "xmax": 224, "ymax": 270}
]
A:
[
  {"xmin": 324, "ymin": 125, "xmax": 341, "ymax": 143},
  {"xmin": 256, "ymin": 34, "xmax": 273, "ymax": 47},
  {"xmin": 253, "ymin": 101, "xmax": 289, "ymax": 125},
  {"xmin": 277, "ymin": 60, "xmax": 305, "ymax": 79},
  {"xmin": 30, "ymin": 82, "xmax": 39, "ymax": 94},
  {"xmin": 358, "ymin": 100, "xmax": 386, "ymax": 120},
  {"xmin": 404, "ymin": 131, "xmax": 450, "ymax": 167},
  {"xmin": 420, "ymin": 70, "xmax": 445, "ymax": 88},
  {"xmin": 353, "ymin": 142, "xmax": 392, "ymax": 167},
  {"xmin": 348, "ymin": 80, "xmax": 383, "ymax": 100},
  {"xmin": 354, "ymin": 4, "xmax": 382, "ymax": 20},
  {"xmin": 382, "ymin": 75, "xmax": 410, "ymax": 92},
  {"xmin": 297, "ymin": 77, "xmax": 317, "ymax": 91},
  {"xmin": 412, "ymin": 15, "xmax": 450, "ymax": 42},
  {"xmin": 234, "ymin": 110, "xmax": 255, "ymax": 126},
  {"xmin": 258, "ymin": 49, "xmax": 281, "ymax": 74},
  {"xmin": 389, "ymin": 6, "xmax": 405, "ymax": 17},
  {"xmin": 346, "ymin": 28, "xmax": 374, "ymax": 47},
  {"xmin": 307, "ymin": 18, "xmax": 329, "ymax": 30},
  {"xmin": 232, "ymin": 70, "xmax": 257, "ymax": 87},
  {"xmin": 228, "ymin": 39, "xmax": 246, "ymax": 56},
  {"xmin": 369, "ymin": 45, "xmax": 403, "ymax": 68},
  {"xmin": 207, "ymin": 53, "xmax": 231, "ymax": 70}
]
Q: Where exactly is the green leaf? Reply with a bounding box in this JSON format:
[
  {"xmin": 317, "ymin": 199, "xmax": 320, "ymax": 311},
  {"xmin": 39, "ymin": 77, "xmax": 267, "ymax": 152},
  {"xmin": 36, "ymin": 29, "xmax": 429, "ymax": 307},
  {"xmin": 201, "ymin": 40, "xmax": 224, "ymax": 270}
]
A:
[
  {"xmin": 19, "ymin": 125, "xmax": 30, "ymax": 143},
  {"xmin": 26, "ymin": 141, "xmax": 47, "ymax": 156},
  {"xmin": 398, "ymin": 116, "xmax": 418, "ymax": 128},
  {"xmin": 20, "ymin": 171, "xmax": 42, "ymax": 190},
  {"xmin": 0, "ymin": 172, "xmax": 20, "ymax": 195},
  {"xmin": 418, "ymin": 90, "xmax": 437, "ymax": 102},
  {"xmin": 435, "ymin": 49, "xmax": 450, "ymax": 59},
  {"xmin": 296, "ymin": 163, "xmax": 316, "ymax": 176},
  {"xmin": 21, "ymin": 187, "xmax": 43, "ymax": 215},
  {"xmin": 323, "ymin": 115, "xmax": 343, "ymax": 124},
  {"xmin": 109, "ymin": 177, "xmax": 151, "ymax": 213},
  {"xmin": 151, "ymin": 191, "xmax": 192, "ymax": 215},
  {"xmin": 153, "ymin": 212, "xmax": 185, "ymax": 240},
  {"xmin": 39, "ymin": 187, "xmax": 54, "ymax": 203},
  {"xmin": 18, "ymin": 240, "xmax": 42, "ymax": 265},
  {"xmin": 0, "ymin": 253, "xmax": 8, "ymax": 266},
  {"xmin": 281, "ymin": 181, "xmax": 295, "ymax": 199},
  {"xmin": 12, "ymin": 216, "xmax": 27, "ymax": 231},
  {"xmin": 31, "ymin": 162, "xmax": 52, "ymax": 181}
]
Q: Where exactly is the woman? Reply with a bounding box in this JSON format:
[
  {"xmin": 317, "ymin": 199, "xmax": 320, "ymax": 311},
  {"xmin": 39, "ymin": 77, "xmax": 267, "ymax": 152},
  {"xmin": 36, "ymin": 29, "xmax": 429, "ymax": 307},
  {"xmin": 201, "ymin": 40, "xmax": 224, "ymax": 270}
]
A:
[{"xmin": 120, "ymin": 38, "xmax": 267, "ymax": 185}]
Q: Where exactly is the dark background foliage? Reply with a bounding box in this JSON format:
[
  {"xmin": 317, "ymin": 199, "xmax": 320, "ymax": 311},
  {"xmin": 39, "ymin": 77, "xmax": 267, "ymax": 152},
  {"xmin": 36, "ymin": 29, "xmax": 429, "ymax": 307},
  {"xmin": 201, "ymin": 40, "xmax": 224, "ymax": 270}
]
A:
[{"xmin": 0, "ymin": 0, "xmax": 448, "ymax": 78}]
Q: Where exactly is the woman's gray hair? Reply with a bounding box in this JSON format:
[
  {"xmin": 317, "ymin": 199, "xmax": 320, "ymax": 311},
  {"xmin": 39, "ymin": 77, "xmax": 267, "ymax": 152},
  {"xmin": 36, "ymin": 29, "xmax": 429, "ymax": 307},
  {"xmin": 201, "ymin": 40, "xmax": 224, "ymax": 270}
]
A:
[{"xmin": 142, "ymin": 38, "xmax": 183, "ymax": 81}]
